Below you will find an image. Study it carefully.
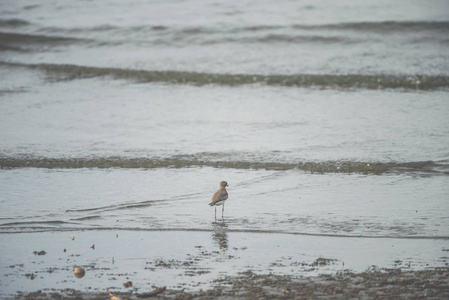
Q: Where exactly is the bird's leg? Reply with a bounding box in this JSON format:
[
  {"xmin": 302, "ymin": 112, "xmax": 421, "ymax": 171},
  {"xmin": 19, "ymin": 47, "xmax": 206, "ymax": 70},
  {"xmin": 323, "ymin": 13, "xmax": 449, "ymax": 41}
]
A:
[
  {"xmin": 215, "ymin": 206, "xmax": 217, "ymax": 219},
  {"xmin": 222, "ymin": 203, "xmax": 224, "ymax": 218}
]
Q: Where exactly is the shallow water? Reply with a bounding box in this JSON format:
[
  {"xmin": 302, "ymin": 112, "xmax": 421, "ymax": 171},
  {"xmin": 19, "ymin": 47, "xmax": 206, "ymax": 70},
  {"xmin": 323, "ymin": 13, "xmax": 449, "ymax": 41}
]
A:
[
  {"xmin": 1, "ymin": 0, "xmax": 449, "ymax": 75},
  {"xmin": 1, "ymin": 168, "xmax": 448, "ymax": 239},
  {"xmin": 1, "ymin": 78, "xmax": 448, "ymax": 165},
  {"xmin": 1, "ymin": 0, "xmax": 449, "ymax": 297}
]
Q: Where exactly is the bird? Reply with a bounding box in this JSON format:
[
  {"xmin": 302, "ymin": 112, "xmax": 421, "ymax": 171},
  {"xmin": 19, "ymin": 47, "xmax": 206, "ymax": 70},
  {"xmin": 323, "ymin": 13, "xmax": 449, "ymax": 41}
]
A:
[{"xmin": 209, "ymin": 181, "xmax": 229, "ymax": 219}]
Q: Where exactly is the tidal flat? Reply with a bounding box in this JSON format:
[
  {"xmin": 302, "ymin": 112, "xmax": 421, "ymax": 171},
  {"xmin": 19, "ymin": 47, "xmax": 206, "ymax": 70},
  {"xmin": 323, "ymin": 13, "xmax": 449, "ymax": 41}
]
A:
[{"xmin": 1, "ymin": 230, "xmax": 448, "ymax": 299}]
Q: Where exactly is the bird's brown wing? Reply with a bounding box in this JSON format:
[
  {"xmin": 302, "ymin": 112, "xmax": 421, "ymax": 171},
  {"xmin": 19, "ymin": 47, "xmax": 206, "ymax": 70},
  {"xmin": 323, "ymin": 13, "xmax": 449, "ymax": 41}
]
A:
[{"xmin": 210, "ymin": 189, "xmax": 228, "ymax": 205}]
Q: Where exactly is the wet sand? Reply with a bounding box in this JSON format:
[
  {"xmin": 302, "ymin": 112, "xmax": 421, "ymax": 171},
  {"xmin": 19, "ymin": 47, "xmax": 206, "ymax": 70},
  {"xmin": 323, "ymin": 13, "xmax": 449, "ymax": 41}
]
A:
[
  {"xmin": 10, "ymin": 268, "xmax": 449, "ymax": 299},
  {"xmin": 1, "ymin": 230, "xmax": 448, "ymax": 299}
]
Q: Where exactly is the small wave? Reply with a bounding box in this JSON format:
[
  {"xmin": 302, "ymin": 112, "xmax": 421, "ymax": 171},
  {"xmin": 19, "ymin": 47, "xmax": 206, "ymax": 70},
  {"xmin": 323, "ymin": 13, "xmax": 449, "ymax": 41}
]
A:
[
  {"xmin": 54, "ymin": 24, "xmax": 117, "ymax": 33},
  {"xmin": 293, "ymin": 21, "xmax": 449, "ymax": 33},
  {"xmin": 36, "ymin": 21, "xmax": 449, "ymax": 36},
  {"xmin": 196, "ymin": 34, "xmax": 356, "ymax": 45},
  {"xmin": 65, "ymin": 199, "xmax": 164, "ymax": 213},
  {"xmin": 0, "ymin": 19, "xmax": 31, "ymax": 27},
  {"xmin": 4, "ymin": 21, "xmax": 446, "ymax": 50},
  {"xmin": 231, "ymin": 34, "xmax": 355, "ymax": 45},
  {"xmin": 0, "ymin": 225, "xmax": 447, "ymax": 240},
  {"xmin": 1, "ymin": 155, "xmax": 447, "ymax": 176},
  {"xmin": 2, "ymin": 62, "xmax": 447, "ymax": 90},
  {"xmin": 0, "ymin": 87, "xmax": 29, "ymax": 95},
  {"xmin": 0, "ymin": 44, "xmax": 29, "ymax": 52},
  {"xmin": 39, "ymin": 24, "xmax": 168, "ymax": 34},
  {"xmin": 0, "ymin": 220, "xmax": 70, "ymax": 226},
  {"xmin": 22, "ymin": 4, "xmax": 39, "ymax": 10},
  {"xmin": 0, "ymin": 32, "xmax": 87, "ymax": 47},
  {"xmin": 236, "ymin": 21, "xmax": 449, "ymax": 33},
  {"xmin": 71, "ymin": 216, "xmax": 101, "ymax": 221},
  {"xmin": 197, "ymin": 21, "xmax": 449, "ymax": 35}
]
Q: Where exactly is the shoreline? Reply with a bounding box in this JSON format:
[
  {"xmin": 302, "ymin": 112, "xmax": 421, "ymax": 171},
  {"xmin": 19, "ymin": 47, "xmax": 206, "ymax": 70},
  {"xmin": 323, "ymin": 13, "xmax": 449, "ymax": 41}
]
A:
[
  {"xmin": 3, "ymin": 226, "xmax": 449, "ymax": 240},
  {"xmin": 9, "ymin": 267, "xmax": 449, "ymax": 299},
  {"xmin": 1, "ymin": 230, "xmax": 448, "ymax": 299}
]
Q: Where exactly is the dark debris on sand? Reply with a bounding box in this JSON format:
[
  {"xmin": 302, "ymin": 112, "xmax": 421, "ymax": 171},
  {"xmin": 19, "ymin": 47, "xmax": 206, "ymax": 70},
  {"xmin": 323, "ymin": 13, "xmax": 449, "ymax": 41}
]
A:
[{"xmin": 9, "ymin": 267, "xmax": 449, "ymax": 300}]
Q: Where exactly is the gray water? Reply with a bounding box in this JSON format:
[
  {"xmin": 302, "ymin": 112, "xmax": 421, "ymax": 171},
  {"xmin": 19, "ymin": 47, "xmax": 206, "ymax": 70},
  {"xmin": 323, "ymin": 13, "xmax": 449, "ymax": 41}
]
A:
[{"xmin": 1, "ymin": 0, "xmax": 449, "ymax": 257}]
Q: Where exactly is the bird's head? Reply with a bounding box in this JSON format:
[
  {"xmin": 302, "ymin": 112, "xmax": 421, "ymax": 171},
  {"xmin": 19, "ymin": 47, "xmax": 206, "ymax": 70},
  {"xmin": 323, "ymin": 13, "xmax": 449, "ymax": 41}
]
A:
[{"xmin": 219, "ymin": 181, "xmax": 228, "ymax": 188}]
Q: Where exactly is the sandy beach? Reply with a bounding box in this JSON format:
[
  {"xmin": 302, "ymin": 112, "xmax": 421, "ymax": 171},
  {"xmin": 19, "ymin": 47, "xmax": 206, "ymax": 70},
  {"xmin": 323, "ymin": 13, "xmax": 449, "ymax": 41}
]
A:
[
  {"xmin": 1, "ymin": 230, "xmax": 448, "ymax": 299},
  {"xmin": 10, "ymin": 268, "xmax": 449, "ymax": 299}
]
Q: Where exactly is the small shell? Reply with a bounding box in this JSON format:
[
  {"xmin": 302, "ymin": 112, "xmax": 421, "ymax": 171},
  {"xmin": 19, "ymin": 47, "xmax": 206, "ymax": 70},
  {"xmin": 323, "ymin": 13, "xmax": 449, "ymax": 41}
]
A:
[{"xmin": 74, "ymin": 267, "xmax": 85, "ymax": 278}]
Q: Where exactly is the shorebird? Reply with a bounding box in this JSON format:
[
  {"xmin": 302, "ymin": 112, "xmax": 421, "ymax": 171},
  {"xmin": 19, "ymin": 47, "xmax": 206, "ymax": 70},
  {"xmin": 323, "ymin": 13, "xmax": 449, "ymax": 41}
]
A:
[{"xmin": 209, "ymin": 181, "xmax": 228, "ymax": 219}]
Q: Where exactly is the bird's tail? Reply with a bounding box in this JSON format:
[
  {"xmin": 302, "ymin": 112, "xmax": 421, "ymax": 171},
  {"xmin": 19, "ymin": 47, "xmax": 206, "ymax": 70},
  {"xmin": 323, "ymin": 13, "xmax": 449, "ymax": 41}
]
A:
[{"xmin": 209, "ymin": 202, "xmax": 213, "ymax": 206}]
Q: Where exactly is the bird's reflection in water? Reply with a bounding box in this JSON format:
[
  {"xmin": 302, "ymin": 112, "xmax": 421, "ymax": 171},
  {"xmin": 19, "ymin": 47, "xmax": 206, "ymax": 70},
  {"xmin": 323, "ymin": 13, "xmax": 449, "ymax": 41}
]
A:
[{"xmin": 211, "ymin": 219, "xmax": 228, "ymax": 251}]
